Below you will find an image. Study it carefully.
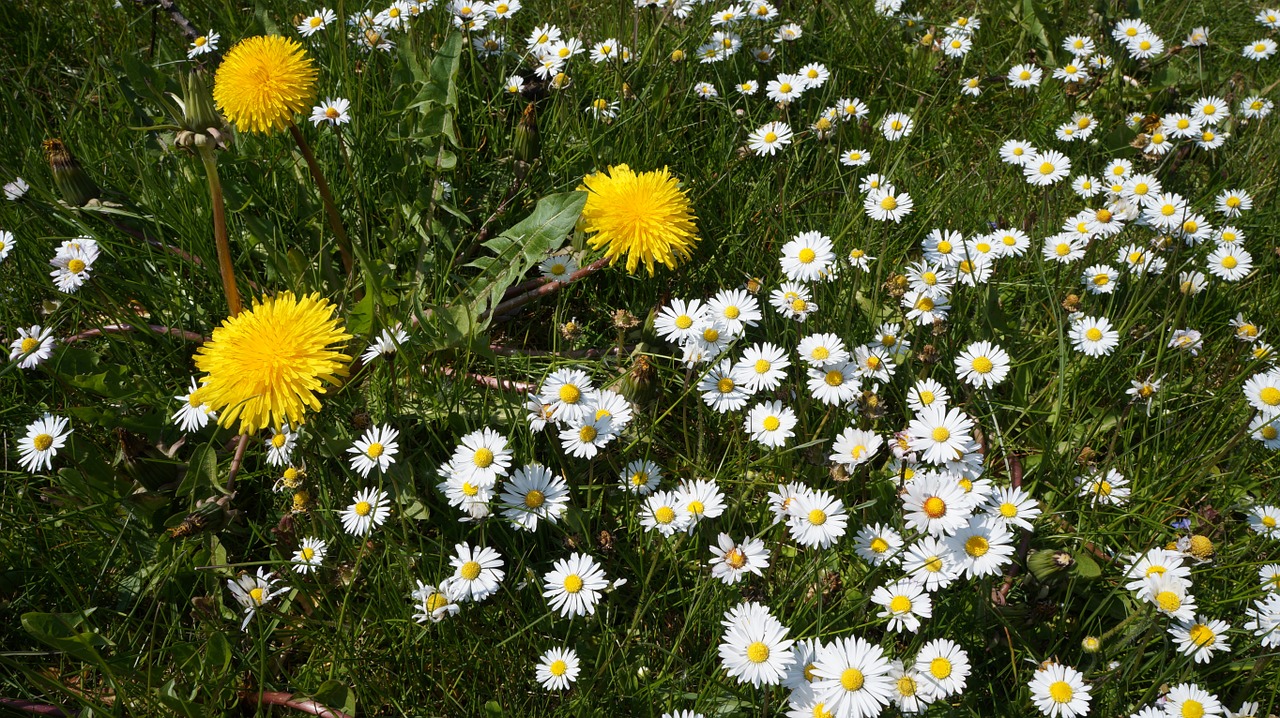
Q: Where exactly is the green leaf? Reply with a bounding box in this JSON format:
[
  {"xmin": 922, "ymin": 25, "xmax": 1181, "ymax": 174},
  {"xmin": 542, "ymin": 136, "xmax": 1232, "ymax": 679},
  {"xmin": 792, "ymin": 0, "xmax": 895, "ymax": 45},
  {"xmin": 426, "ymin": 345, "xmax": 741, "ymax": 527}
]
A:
[
  {"xmin": 417, "ymin": 191, "xmax": 586, "ymax": 350},
  {"xmin": 484, "ymin": 701, "xmax": 505, "ymax": 717},
  {"xmin": 205, "ymin": 631, "xmax": 232, "ymax": 677},
  {"xmin": 1072, "ymin": 551, "xmax": 1102, "ymax": 579},
  {"xmin": 22, "ymin": 612, "xmax": 111, "ymax": 667},
  {"xmin": 178, "ymin": 442, "xmax": 222, "ymax": 498},
  {"xmin": 309, "ymin": 680, "xmax": 357, "ymax": 716}
]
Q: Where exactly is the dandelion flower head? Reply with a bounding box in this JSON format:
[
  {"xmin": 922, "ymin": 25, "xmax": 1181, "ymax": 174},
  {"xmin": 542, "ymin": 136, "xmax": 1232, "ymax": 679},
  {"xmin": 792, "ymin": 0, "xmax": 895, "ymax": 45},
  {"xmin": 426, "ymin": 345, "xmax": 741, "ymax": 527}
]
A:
[
  {"xmin": 213, "ymin": 35, "xmax": 318, "ymax": 134},
  {"xmin": 194, "ymin": 291, "xmax": 352, "ymax": 433},
  {"xmin": 579, "ymin": 164, "xmax": 699, "ymax": 276}
]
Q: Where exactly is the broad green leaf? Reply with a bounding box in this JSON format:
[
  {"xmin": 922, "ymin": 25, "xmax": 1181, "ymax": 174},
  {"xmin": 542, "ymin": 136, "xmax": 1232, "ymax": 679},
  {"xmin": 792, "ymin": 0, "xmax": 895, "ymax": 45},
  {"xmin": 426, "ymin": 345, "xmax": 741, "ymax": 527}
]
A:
[
  {"xmin": 309, "ymin": 679, "xmax": 358, "ymax": 716},
  {"xmin": 22, "ymin": 612, "xmax": 111, "ymax": 667},
  {"xmin": 418, "ymin": 190, "xmax": 586, "ymax": 350}
]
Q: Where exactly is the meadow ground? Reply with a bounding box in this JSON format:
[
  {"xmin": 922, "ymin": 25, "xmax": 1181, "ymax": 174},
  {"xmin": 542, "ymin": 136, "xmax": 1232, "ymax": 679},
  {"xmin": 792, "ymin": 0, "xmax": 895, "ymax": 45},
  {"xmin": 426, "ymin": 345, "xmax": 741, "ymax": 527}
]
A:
[{"xmin": 1, "ymin": 0, "xmax": 1280, "ymax": 716}]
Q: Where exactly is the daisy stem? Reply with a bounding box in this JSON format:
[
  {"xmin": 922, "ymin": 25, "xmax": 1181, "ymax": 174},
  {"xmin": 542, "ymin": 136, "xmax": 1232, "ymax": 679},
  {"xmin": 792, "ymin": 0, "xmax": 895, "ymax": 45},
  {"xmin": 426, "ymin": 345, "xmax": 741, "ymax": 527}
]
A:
[
  {"xmin": 288, "ymin": 122, "xmax": 355, "ymax": 278},
  {"xmin": 197, "ymin": 144, "xmax": 243, "ymax": 317}
]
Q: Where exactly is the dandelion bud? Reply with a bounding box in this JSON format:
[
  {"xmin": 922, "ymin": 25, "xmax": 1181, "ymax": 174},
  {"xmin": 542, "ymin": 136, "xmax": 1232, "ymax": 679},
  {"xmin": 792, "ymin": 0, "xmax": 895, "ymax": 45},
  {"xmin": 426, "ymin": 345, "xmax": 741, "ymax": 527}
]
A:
[
  {"xmin": 513, "ymin": 102, "xmax": 540, "ymax": 165},
  {"xmin": 43, "ymin": 139, "xmax": 100, "ymax": 207},
  {"xmin": 1028, "ymin": 549, "xmax": 1075, "ymax": 581}
]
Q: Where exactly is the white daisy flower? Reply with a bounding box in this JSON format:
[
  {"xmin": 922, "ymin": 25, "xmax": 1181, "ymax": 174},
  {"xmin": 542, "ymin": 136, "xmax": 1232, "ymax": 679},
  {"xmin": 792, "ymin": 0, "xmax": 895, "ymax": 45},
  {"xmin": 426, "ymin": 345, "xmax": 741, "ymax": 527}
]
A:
[
  {"xmin": 543, "ymin": 552, "xmax": 608, "ymax": 617},
  {"xmin": 348, "ymin": 424, "xmax": 399, "ymax": 477}
]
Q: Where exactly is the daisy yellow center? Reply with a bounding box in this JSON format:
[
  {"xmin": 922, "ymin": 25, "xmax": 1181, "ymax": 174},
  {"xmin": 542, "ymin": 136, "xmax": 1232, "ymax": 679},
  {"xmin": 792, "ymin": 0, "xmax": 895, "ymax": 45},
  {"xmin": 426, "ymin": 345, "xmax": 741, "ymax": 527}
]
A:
[
  {"xmin": 851, "ymin": 248, "xmax": 865, "ymax": 258},
  {"xmin": 746, "ymin": 641, "xmax": 770, "ymax": 663},
  {"xmin": 1260, "ymin": 387, "xmax": 1280, "ymax": 405},
  {"xmin": 717, "ymin": 377, "xmax": 736, "ymax": 393},
  {"xmin": 249, "ymin": 587, "xmax": 264, "ymax": 603},
  {"xmin": 762, "ymin": 416, "xmax": 781, "ymax": 431},
  {"xmin": 655, "ymin": 506, "xmax": 676, "ymax": 524},
  {"xmin": 354, "ymin": 501, "xmax": 372, "ymax": 516},
  {"xmin": 972, "ymin": 356, "xmax": 994, "ymax": 373},
  {"xmin": 1222, "ymin": 256, "xmax": 1238, "ymax": 269},
  {"xmin": 1263, "ymin": 516, "xmax": 1277, "ymax": 528},
  {"xmin": 365, "ymin": 442, "xmax": 384, "ymax": 458},
  {"xmin": 309, "ymin": 17, "xmax": 323, "ymax": 27},
  {"xmin": 965, "ymin": 536, "xmax": 990, "ymax": 557},
  {"xmin": 20, "ymin": 337, "xmax": 39, "ymax": 354},
  {"xmin": 579, "ymin": 425, "xmax": 598, "ymax": 442},
  {"xmin": 808, "ymin": 509, "xmax": 828, "ymax": 525},
  {"xmin": 866, "ymin": 356, "xmax": 882, "ymax": 368},
  {"xmin": 549, "ymin": 659, "xmax": 568, "ymax": 676},
  {"xmin": 524, "ymin": 490, "xmax": 545, "ymax": 509},
  {"xmin": 1055, "ymin": 243, "xmax": 1071, "ymax": 256},
  {"xmin": 1161, "ymin": 204, "xmax": 1176, "ymax": 216},
  {"xmin": 918, "ymin": 390, "xmax": 935, "ymax": 405},
  {"xmin": 1182, "ymin": 701, "xmax": 1205, "ymax": 718},
  {"xmin": 580, "ymin": 164, "xmax": 698, "ymax": 276},
  {"xmin": 723, "ymin": 305, "xmax": 740, "ymax": 319},
  {"xmin": 459, "ymin": 561, "xmax": 481, "ymax": 580},
  {"xmin": 924, "ymin": 496, "xmax": 946, "ymax": 518},
  {"xmin": 462, "ymin": 482, "xmax": 479, "ymax": 497},
  {"xmin": 33, "ymin": 434, "xmax": 54, "ymax": 451},
  {"xmin": 915, "ymin": 296, "xmax": 935, "ymax": 311},
  {"xmin": 798, "ymin": 248, "xmax": 817, "ymax": 264},
  {"xmin": 1086, "ymin": 328, "xmax": 1103, "ymax": 342},
  {"xmin": 930, "ymin": 657, "xmax": 952, "ymax": 678},
  {"xmin": 1258, "ymin": 43, "xmax": 1268, "ymax": 52},
  {"xmin": 324, "ymin": 107, "xmax": 339, "ymax": 119},
  {"xmin": 931, "ymin": 427, "xmax": 950, "ymax": 442},
  {"xmin": 1260, "ymin": 425, "xmax": 1277, "ymax": 440},
  {"xmin": 951, "ymin": 40, "xmax": 962, "ymax": 49},
  {"xmin": 725, "ymin": 548, "xmax": 747, "ymax": 568},
  {"xmin": 67, "ymin": 258, "xmax": 86, "ymax": 274},
  {"xmin": 426, "ymin": 593, "xmax": 447, "ymax": 611},
  {"xmin": 1188, "ymin": 624, "xmax": 1215, "ymax": 646},
  {"xmin": 870, "ymin": 537, "xmax": 889, "ymax": 553},
  {"xmin": 563, "ymin": 574, "xmax": 584, "ymax": 593},
  {"xmin": 889, "ymin": 595, "xmax": 912, "ymax": 613},
  {"xmin": 763, "ymin": 131, "xmax": 779, "ymax": 143},
  {"xmin": 300, "ymin": 547, "xmax": 315, "ymax": 560},
  {"xmin": 897, "ymin": 675, "xmax": 918, "ymax": 697},
  {"xmin": 923, "ymin": 556, "xmax": 943, "ymax": 572},
  {"xmin": 840, "ymin": 668, "xmax": 864, "ymax": 691},
  {"xmin": 1183, "ymin": 220, "xmax": 1198, "ymax": 232},
  {"xmin": 558, "ymin": 384, "xmax": 582, "ymax": 404},
  {"xmin": 687, "ymin": 500, "xmax": 705, "ymax": 515},
  {"xmin": 1227, "ymin": 196, "xmax": 1241, "ymax": 208},
  {"xmin": 936, "ymin": 241, "xmax": 952, "ymax": 254},
  {"xmin": 880, "ymin": 196, "xmax": 898, "ymax": 210},
  {"xmin": 700, "ymin": 327, "xmax": 719, "ymax": 343},
  {"xmin": 754, "ymin": 359, "xmax": 771, "ymax": 374},
  {"xmin": 1019, "ymin": 71, "xmax": 1031, "ymax": 80},
  {"xmin": 1156, "ymin": 590, "xmax": 1182, "ymax": 611},
  {"xmin": 630, "ymin": 471, "xmax": 649, "ymax": 486},
  {"xmin": 891, "ymin": 120, "xmax": 903, "ymax": 130},
  {"xmin": 1093, "ymin": 274, "xmax": 1110, "ymax": 285},
  {"xmin": 1039, "ymin": 162, "xmax": 1055, "ymax": 175},
  {"xmin": 1048, "ymin": 681, "xmax": 1073, "ymax": 703}
]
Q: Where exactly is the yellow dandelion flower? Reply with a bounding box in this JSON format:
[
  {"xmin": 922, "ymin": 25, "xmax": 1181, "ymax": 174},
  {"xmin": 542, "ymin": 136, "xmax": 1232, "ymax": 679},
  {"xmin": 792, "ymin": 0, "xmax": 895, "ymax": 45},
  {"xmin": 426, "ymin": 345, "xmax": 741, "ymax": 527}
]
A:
[
  {"xmin": 194, "ymin": 292, "xmax": 352, "ymax": 434},
  {"xmin": 579, "ymin": 164, "xmax": 699, "ymax": 276},
  {"xmin": 213, "ymin": 35, "xmax": 318, "ymax": 134}
]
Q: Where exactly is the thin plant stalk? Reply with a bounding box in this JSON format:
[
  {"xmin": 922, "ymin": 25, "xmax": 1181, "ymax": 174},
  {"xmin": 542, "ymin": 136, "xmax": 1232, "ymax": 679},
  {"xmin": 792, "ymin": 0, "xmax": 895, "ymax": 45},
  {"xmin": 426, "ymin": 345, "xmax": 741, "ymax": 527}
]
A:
[
  {"xmin": 288, "ymin": 122, "xmax": 355, "ymax": 277},
  {"xmin": 198, "ymin": 144, "xmax": 243, "ymax": 317}
]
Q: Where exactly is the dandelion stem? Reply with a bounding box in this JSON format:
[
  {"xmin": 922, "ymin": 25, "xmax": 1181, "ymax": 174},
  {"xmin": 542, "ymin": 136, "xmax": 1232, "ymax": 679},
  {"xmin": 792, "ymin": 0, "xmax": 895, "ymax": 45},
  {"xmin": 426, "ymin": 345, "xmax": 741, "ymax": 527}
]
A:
[
  {"xmin": 198, "ymin": 145, "xmax": 243, "ymax": 316},
  {"xmin": 288, "ymin": 122, "xmax": 355, "ymax": 277}
]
